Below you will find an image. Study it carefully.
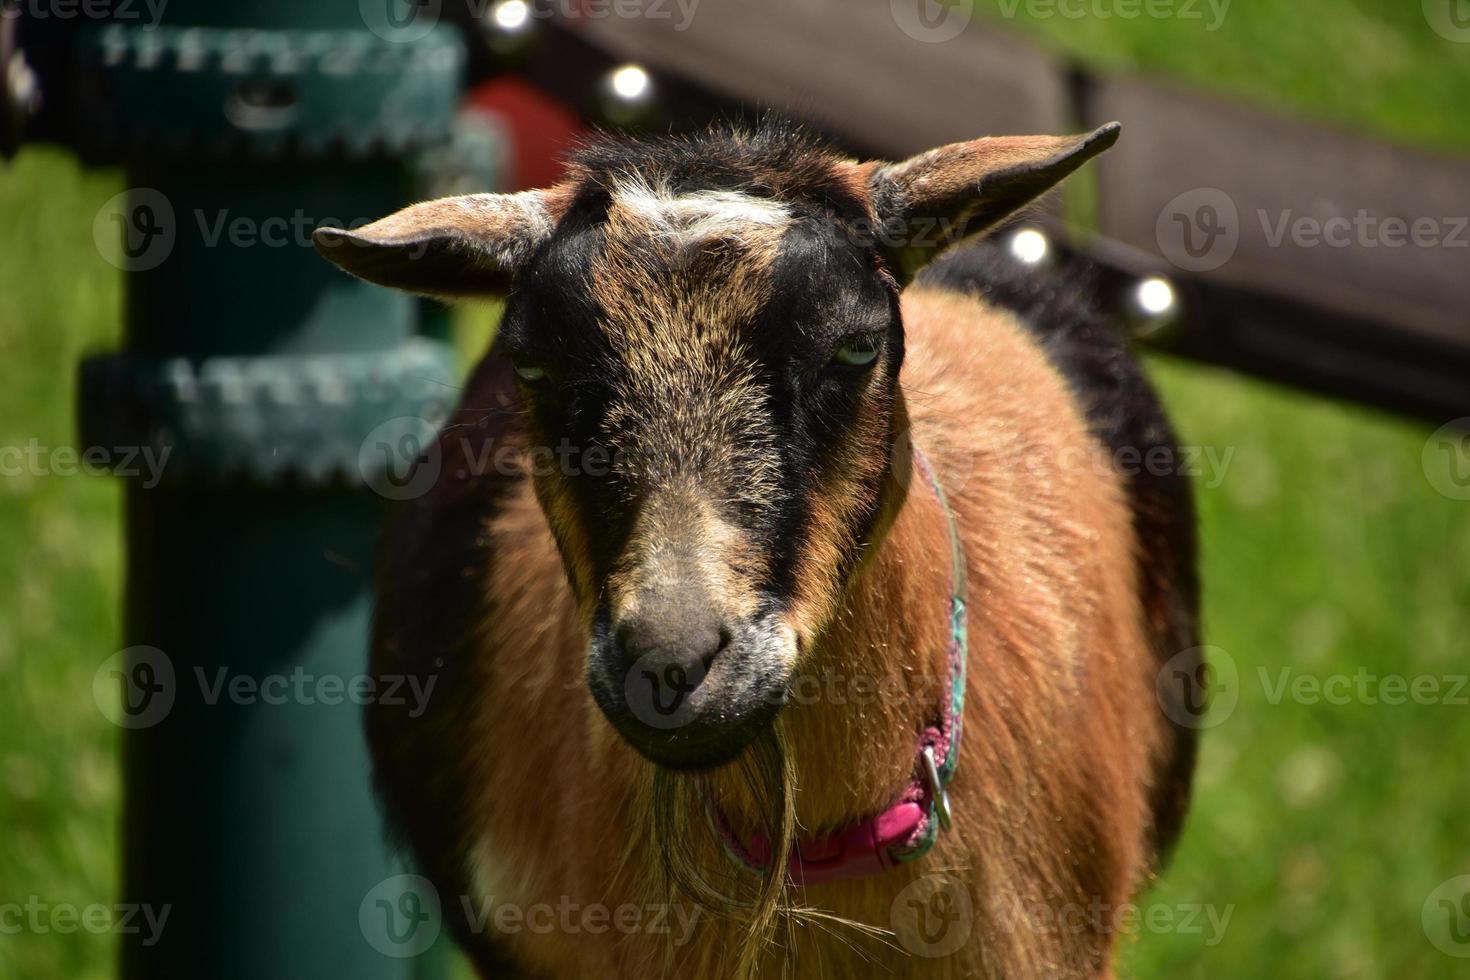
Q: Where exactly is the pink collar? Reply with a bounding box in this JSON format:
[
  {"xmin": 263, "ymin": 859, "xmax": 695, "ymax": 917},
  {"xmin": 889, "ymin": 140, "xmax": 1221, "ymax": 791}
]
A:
[{"xmin": 701, "ymin": 447, "xmax": 969, "ymax": 886}]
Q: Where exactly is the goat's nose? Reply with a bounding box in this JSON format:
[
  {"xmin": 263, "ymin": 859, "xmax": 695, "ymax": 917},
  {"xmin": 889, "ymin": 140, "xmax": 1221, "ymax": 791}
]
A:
[{"xmin": 614, "ymin": 598, "xmax": 729, "ymax": 679}]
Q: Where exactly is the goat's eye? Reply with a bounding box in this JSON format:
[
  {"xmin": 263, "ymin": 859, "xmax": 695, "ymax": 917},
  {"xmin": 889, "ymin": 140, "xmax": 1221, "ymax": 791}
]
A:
[
  {"xmin": 832, "ymin": 334, "xmax": 882, "ymax": 367},
  {"xmin": 513, "ymin": 362, "xmax": 548, "ymax": 382}
]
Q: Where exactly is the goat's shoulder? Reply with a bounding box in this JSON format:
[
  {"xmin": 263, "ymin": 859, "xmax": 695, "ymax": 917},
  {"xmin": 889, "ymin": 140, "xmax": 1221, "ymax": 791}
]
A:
[{"xmin": 906, "ymin": 238, "xmax": 1202, "ymax": 863}]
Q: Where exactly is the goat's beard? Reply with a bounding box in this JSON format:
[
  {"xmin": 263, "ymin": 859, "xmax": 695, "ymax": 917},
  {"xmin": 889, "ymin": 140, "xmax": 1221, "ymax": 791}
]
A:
[{"xmin": 643, "ymin": 720, "xmax": 797, "ymax": 980}]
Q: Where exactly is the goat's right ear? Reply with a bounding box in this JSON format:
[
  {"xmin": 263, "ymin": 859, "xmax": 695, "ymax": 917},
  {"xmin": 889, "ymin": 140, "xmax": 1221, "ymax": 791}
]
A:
[{"xmin": 312, "ymin": 189, "xmax": 566, "ymax": 297}]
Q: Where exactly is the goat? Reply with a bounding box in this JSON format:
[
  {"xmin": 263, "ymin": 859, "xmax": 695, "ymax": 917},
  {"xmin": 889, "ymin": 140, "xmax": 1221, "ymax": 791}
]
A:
[{"xmin": 315, "ymin": 118, "xmax": 1200, "ymax": 979}]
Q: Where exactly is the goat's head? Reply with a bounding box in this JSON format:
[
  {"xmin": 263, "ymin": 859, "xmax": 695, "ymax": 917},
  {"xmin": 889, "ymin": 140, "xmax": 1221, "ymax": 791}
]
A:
[{"xmin": 316, "ymin": 120, "xmax": 1118, "ymax": 770}]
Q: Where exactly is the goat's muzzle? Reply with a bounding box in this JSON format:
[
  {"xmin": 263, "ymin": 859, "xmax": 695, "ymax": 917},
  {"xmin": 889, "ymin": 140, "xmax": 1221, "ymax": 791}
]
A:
[{"xmin": 587, "ymin": 597, "xmax": 794, "ymax": 771}]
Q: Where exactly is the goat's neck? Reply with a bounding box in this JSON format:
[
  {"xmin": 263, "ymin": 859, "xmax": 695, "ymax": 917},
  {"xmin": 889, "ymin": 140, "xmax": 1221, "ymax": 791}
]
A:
[{"xmin": 780, "ymin": 446, "xmax": 957, "ymax": 832}]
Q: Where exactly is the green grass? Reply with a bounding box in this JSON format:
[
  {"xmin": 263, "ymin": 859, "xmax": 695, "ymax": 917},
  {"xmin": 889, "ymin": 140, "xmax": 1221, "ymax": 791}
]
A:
[
  {"xmin": 0, "ymin": 148, "xmax": 125, "ymax": 980},
  {"xmin": 980, "ymin": 0, "xmax": 1470, "ymax": 152},
  {"xmin": 1123, "ymin": 361, "xmax": 1470, "ymax": 979},
  {"xmin": 4, "ymin": 3, "xmax": 1470, "ymax": 976}
]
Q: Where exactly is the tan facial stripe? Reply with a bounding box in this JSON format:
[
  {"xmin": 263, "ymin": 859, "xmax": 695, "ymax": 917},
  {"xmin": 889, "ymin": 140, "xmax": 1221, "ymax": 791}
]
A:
[
  {"xmin": 588, "ymin": 179, "xmax": 789, "ymax": 500},
  {"xmin": 532, "ymin": 469, "xmax": 599, "ymax": 617},
  {"xmin": 787, "ymin": 374, "xmax": 894, "ymax": 638},
  {"xmin": 592, "ymin": 180, "xmax": 790, "ymax": 354},
  {"xmin": 583, "ymin": 179, "xmax": 796, "ymax": 622},
  {"xmin": 608, "ymin": 492, "xmax": 768, "ymax": 625}
]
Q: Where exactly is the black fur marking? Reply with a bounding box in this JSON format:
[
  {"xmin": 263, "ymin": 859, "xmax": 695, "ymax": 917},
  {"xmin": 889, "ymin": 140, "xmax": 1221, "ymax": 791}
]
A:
[
  {"xmin": 756, "ymin": 220, "xmax": 904, "ymax": 601},
  {"xmin": 916, "ymin": 239, "xmax": 1202, "ymax": 862},
  {"xmin": 366, "ymin": 352, "xmax": 542, "ymax": 972}
]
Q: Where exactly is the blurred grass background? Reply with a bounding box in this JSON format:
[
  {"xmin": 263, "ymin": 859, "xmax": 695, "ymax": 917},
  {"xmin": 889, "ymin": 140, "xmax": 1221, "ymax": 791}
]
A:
[{"xmin": 2, "ymin": 1, "xmax": 1469, "ymax": 976}]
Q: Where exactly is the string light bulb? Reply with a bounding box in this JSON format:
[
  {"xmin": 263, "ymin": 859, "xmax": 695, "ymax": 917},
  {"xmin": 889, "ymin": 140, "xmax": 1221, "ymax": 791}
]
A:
[{"xmin": 1008, "ymin": 227, "xmax": 1049, "ymax": 265}]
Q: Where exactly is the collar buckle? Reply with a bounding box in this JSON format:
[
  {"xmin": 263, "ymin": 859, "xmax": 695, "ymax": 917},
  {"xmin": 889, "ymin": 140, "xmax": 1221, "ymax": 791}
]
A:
[{"xmin": 921, "ymin": 744, "xmax": 952, "ymax": 833}]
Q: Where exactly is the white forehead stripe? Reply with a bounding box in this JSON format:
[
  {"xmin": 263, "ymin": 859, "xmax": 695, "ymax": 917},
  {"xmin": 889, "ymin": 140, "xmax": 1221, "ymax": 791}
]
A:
[{"xmin": 610, "ymin": 178, "xmax": 792, "ymax": 246}]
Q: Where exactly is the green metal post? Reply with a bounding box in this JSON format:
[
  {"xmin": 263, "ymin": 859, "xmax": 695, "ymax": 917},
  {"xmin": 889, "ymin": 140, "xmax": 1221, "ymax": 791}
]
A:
[{"xmin": 72, "ymin": 2, "xmax": 476, "ymax": 976}]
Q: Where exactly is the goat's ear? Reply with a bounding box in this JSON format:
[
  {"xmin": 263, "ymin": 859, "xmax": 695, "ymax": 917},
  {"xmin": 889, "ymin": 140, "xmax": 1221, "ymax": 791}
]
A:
[
  {"xmin": 865, "ymin": 122, "xmax": 1120, "ymax": 275},
  {"xmin": 312, "ymin": 189, "xmax": 567, "ymax": 297}
]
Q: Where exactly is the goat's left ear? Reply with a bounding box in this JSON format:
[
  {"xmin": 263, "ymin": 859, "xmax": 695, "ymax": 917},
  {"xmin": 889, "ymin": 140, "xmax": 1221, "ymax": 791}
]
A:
[
  {"xmin": 864, "ymin": 122, "xmax": 1120, "ymax": 274},
  {"xmin": 312, "ymin": 188, "xmax": 567, "ymax": 297}
]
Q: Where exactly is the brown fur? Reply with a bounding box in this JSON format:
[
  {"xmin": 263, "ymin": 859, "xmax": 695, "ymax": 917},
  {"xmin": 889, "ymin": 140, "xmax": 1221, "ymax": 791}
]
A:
[
  {"xmin": 421, "ymin": 283, "xmax": 1162, "ymax": 979},
  {"xmin": 339, "ymin": 120, "xmax": 1184, "ymax": 980}
]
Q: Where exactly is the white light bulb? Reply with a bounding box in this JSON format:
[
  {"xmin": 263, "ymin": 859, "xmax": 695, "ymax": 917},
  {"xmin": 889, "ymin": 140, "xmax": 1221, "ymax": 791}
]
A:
[
  {"xmin": 1009, "ymin": 228, "xmax": 1048, "ymax": 265},
  {"xmin": 610, "ymin": 64, "xmax": 651, "ymax": 102},
  {"xmin": 492, "ymin": 0, "xmax": 531, "ymax": 32},
  {"xmin": 1136, "ymin": 276, "xmax": 1176, "ymax": 317}
]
